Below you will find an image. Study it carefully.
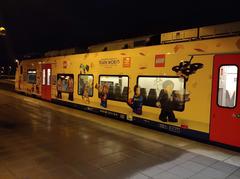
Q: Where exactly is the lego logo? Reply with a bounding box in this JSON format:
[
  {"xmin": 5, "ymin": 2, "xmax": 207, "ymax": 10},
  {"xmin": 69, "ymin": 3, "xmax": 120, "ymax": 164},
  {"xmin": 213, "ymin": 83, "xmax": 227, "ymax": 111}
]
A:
[
  {"xmin": 155, "ymin": 54, "xmax": 165, "ymax": 67},
  {"xmin": 156, "ymin": 58, "xmax": 164, "ymax": 64}
]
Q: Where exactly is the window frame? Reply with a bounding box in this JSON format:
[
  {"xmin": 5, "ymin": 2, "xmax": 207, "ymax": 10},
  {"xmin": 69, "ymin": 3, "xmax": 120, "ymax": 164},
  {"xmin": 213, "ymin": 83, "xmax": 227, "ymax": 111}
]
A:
[
  {"xmin": 137, "ymin": 75, "xmax": 186, "ymax": 110},
  {"xmin": 78, "ymin": 74, "xmax": 94, "ymax": 97},
  {"xmin": 216, "ymin": 64, "xmax": 239, "ymax": 109},
  {"xmin": 98, "ymin": 74, "xmax": 129, "ymax": 102},
  {"xmin": 27, "ymin": 69, "xmax": 37, "ymax": 84},
  {"xmin": 57, "ymin": 74, "xmax": 74, "ymax": 93}
]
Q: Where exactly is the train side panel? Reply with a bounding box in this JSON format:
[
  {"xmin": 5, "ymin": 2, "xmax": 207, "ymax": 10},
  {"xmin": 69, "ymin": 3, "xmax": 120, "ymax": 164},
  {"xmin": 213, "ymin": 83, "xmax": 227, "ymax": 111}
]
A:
[{"xmin": 15, "ymin": 36, "xmax": 240, "ymax": 147}]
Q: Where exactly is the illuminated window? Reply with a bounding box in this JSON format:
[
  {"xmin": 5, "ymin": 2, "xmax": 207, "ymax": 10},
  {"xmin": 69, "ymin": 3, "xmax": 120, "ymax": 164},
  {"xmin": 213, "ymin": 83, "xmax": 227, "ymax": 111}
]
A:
[
  {"xmin": 42, "ymin": 69, "xmax": 46, "ymax": 85},
  {"xmin": 218, "ymin": 65, "xmax": 238, "ymax": 108},
  {"xmin": 27, "ymin": 70, "xmax": 36, "ymax": 84},
  {"xmin": 138, "ymin": 76, "xmax": 186, "ymax": 111},
  {"xmin": 78, "ymin": 74, "xmax": 94, "ymax": 97},
  {"xmin": 47, "ymin": 69, "xmax": 51, "ymax": 85},
  {"xmin": 57, "ymin": 74, "xmax": 74, "ymax": 93},
  {"xmin": 99, "ymin": 75, "xmax": 129, "ymax": 101}
]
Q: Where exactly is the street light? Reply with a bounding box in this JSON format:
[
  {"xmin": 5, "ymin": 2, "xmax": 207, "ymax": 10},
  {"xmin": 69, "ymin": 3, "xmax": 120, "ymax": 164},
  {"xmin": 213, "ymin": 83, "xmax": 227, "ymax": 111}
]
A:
[
  {"xmin": 15, "ymin": 59, "xmax": 19, "ymax": 64},
  {"xmin": 0, "ymin": 26, "xmax": 6, "ymax": 36}
]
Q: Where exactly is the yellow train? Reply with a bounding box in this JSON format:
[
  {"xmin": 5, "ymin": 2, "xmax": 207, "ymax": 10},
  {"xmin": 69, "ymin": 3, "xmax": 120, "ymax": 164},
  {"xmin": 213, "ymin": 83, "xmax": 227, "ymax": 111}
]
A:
[{"xmin": 15, "ymin": 22, "xmax": 240, "ymax": 149}]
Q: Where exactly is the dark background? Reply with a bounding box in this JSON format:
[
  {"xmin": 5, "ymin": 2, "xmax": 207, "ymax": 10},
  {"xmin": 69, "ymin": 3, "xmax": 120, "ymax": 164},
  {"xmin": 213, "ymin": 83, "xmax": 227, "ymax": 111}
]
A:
[{"xmin": 0, "ymin": 0, "xmax": 240, "ymax": 66}]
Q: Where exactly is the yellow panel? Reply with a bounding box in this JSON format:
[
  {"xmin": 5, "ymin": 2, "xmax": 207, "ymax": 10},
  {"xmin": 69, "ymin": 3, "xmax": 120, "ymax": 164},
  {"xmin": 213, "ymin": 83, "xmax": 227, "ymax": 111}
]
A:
[{"xmin": 16, "ymin": 36, "xmax": 240, "ymax": 134}]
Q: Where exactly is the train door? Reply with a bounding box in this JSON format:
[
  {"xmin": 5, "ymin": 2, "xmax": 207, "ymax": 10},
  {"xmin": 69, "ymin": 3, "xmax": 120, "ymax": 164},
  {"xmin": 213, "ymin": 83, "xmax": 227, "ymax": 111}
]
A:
[
  {"xmin": 41, "ymin": 64, "xmax": 52, "ymax": 101},
  {"xmin": 210, "ymin": 54, "xmax": 240, "ymax": 147}
]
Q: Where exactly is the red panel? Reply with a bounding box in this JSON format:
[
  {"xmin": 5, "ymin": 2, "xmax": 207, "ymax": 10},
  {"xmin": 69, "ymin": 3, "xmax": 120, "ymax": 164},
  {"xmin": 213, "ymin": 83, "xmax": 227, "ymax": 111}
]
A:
[
  {"xmin": 155, "ymin": 54, "xmax": 165, "ymax": 67},
  {"xmin": 210, "ymin": 54, "xmax": 240, "ymax": 147},
  {"xmin": 41, "ymin": 64, "xmax": 52, "ymax": 101}
]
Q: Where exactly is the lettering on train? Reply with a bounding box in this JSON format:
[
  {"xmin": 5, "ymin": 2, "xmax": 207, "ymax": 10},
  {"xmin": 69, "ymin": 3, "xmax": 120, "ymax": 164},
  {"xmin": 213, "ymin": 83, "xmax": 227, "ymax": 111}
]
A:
[{"xmin": 99, "ymin": 59, "xmax": 120, "ymax": 65}]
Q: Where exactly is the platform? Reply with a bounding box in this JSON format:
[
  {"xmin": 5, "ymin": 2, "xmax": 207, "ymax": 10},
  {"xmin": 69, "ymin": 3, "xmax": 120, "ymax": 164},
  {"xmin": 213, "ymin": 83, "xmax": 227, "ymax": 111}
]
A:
[{"xmin": 0, "ymin": 89, "xmax": 240, "ymax": 179}]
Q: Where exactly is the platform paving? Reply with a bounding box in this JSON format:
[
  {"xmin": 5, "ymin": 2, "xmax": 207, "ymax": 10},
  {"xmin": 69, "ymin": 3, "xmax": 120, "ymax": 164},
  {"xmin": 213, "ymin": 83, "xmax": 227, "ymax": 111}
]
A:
[{"xmin": 0, "ymin": 89, "xmax": 240, "ymax": 179}]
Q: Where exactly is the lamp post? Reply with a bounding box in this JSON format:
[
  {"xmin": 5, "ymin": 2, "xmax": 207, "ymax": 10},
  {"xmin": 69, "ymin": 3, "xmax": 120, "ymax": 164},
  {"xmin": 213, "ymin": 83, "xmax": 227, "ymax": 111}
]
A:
[{"xmin": 0, "ymin": 26, "xmax": 7, "ymax": 77}]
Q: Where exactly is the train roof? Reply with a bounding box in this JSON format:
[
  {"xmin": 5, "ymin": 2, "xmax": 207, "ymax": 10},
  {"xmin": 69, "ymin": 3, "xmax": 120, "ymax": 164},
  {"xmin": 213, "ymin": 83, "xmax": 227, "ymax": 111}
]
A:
[{"xmin": 21, "ymin": 21, "xmax": 240, "ymax": 60}]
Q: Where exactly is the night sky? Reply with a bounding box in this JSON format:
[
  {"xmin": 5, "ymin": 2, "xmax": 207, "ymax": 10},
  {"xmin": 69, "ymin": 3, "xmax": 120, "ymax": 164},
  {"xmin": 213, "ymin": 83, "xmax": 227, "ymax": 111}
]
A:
[{"xmin": 0, "ymin": 0, "xmax": 240, "ymax": 65}]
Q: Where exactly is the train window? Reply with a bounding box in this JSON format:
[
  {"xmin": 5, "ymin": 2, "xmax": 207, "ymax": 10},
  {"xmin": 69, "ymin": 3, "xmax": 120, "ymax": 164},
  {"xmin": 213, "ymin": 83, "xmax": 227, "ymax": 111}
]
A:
[
  {"xmin": 78, "ymin": 74, "xmax": 94, "ymax": 97},
  {"xmin": 57, "ymin": 74, "xmax": 74, "ymax": 93},
  {"xmin": 27, "ymin": 70, "xmax": 36, "ymax": 84},
  {"xmin": 47, "ymin": 69, "xmax": 51, "ymax": 85},
  {"xmin": 218, "ymin": 65, "xmax": 238, "ymax": 108},
  {"xmin": 137, "ymin": 76, "xmax": 186, "ymax": 111},
  {"xmin": 42, "ymin": 69, "xmax": 46, "ymax": 85},
  {"xmin": 99, "ymin": 75, "xmax": 129, "ymax": 102}
]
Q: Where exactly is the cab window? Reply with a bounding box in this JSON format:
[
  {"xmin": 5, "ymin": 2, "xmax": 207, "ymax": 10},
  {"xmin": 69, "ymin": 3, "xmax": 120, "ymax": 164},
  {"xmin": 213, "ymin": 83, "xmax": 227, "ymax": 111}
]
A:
[{"xmin": 27, "ymin": 70, "xmax": 36, "ymax": 84}]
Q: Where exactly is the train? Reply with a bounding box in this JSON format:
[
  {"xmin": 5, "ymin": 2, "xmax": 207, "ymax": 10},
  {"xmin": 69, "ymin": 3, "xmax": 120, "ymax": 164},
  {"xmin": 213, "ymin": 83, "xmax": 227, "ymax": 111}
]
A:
[{"xmin": 15, "ymin": 21, "xmax": 240, "ymax": 149}]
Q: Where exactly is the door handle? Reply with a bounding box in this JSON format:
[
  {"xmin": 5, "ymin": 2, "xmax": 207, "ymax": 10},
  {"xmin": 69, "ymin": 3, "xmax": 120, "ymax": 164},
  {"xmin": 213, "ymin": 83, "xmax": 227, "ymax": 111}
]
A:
[{"xmin": 232, "ymin": 113, "xmax": 240, "ymax": 119}]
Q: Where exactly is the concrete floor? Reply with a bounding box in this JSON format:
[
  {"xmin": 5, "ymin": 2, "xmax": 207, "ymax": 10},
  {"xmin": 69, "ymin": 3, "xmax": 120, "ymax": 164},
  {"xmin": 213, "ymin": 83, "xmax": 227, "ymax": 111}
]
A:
[{"xmin": 0, "ymin": 87, "xmax": 240, "ymax": 179}]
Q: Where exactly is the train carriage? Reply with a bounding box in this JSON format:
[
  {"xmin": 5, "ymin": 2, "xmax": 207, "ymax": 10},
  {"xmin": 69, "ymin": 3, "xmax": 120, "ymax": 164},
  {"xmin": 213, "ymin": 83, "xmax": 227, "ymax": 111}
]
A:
[{"xmin": 15, "ymin": 22, "xmax": 240, "ymax": 149}]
